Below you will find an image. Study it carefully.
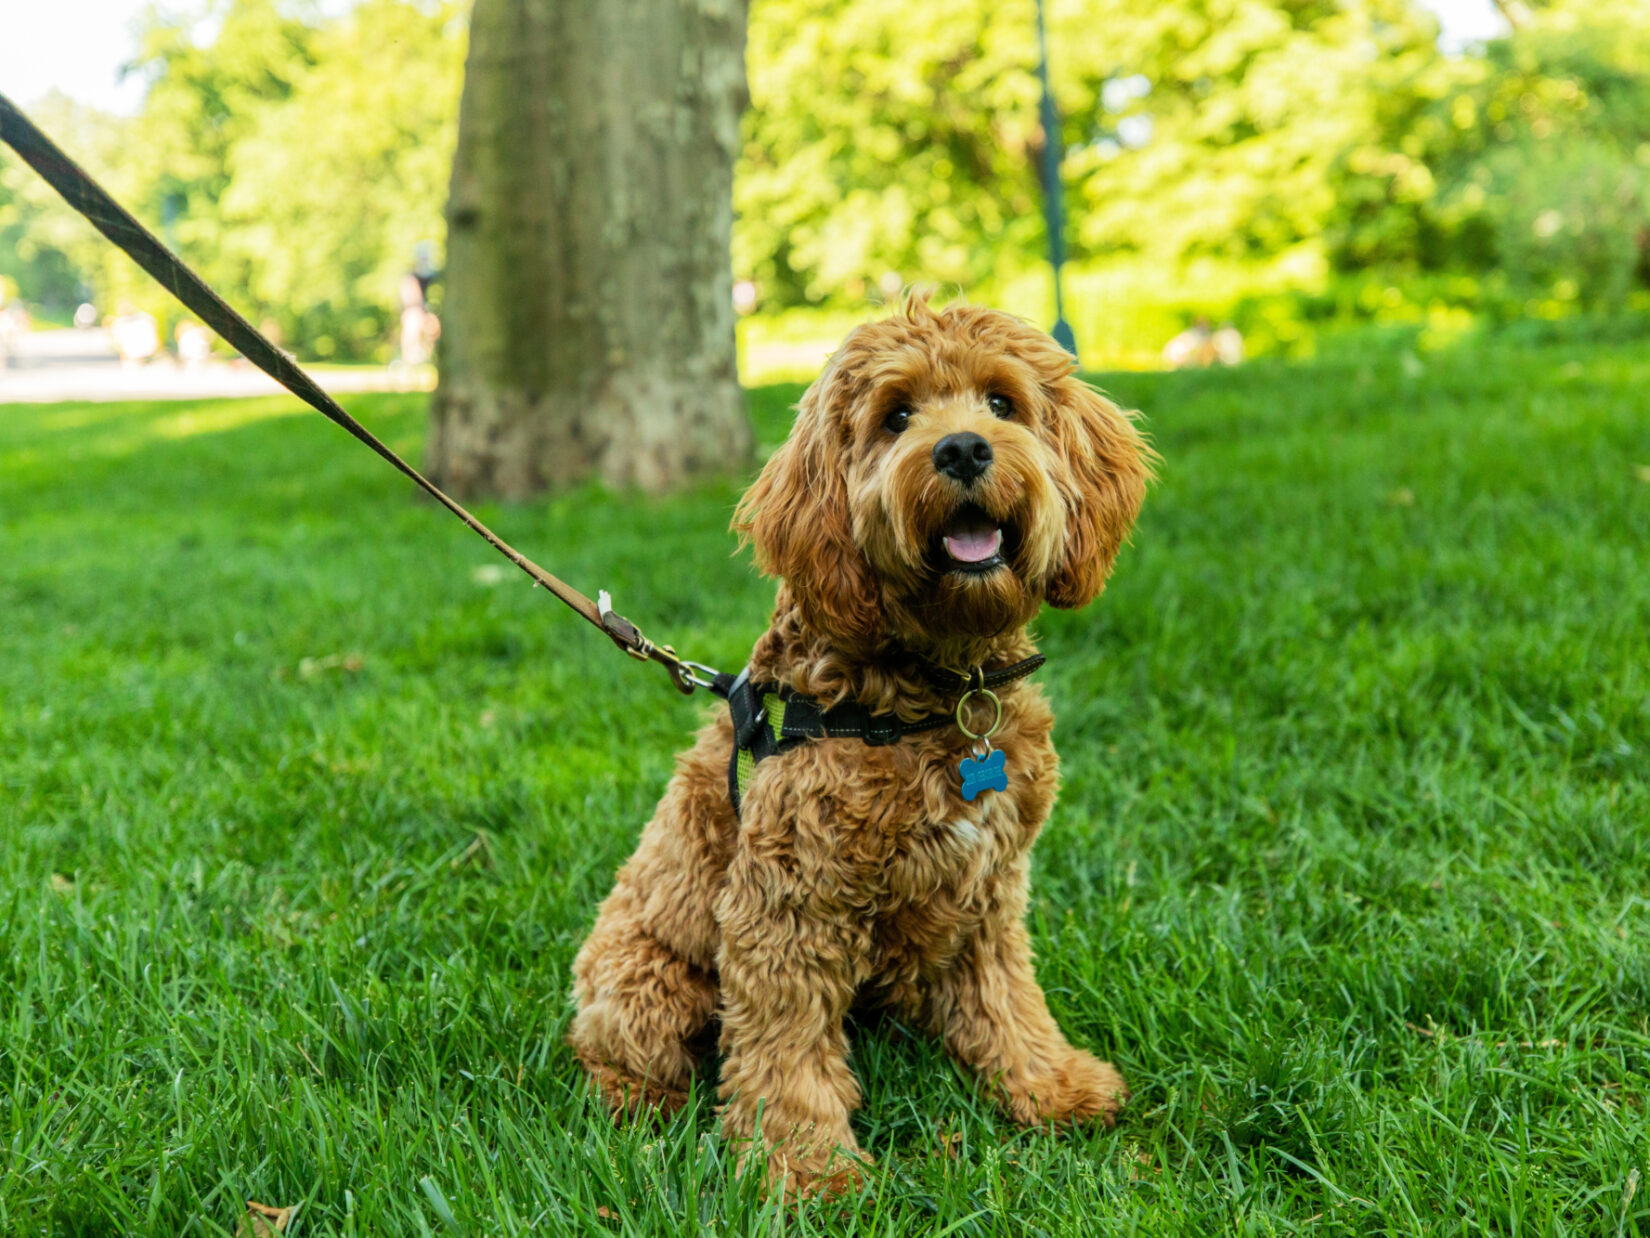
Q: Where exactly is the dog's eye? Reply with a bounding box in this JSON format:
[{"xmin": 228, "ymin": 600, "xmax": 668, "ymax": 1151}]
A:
[
  {"xmin": 987, "ymin": 393, "xmax": 1014, "ymax": 419},
  {"xmin": 884, "ymin": 405, "xmax": 912, "ymax": 434}
]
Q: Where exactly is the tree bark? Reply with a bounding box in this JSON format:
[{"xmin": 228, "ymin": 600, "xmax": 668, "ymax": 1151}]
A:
[{"xmin": 427, "ymin": 0, "xmax": 752, "ymax": 498}]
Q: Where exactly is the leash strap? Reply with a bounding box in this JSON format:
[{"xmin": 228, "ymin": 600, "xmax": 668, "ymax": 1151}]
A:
[{"xmin": 0, "ymin": 91, "xmax": 707, "ymax": 693}]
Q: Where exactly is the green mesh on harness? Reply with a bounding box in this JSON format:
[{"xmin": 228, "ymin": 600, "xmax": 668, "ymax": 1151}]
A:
[{"xmin": 734, "ymin": 692, "xmax": 787, "ymax": 797}]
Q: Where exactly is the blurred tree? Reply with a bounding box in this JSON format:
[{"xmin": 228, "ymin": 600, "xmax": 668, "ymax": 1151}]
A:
[
  {"xmin": 121, "ymin": 0, "xmax": 318, "ymax": 329},
  {"xmin": 426, "ymin": 0, "xmax": 752, "ymax": 498},
  {"xmin": 1429, "ymin": 1, "xmax": 1649, "ymax": 307},
  {"xmin": 214, "ymin": 0, "xmax": 466, "ymax": 357},
  {"xmin": 1332, "ymin": 0, "xmax": 1650, "ymax": 307},
  {"xmin": 738, "ymin": 0, "xmax": 1046, "ymax": 306},
  {"xmin": 738, "ymin": 0, "xmax": 1457, "ymax": 310},
  {"xmin": 127, "ymin": 0, "xmax": 465, "ymax": 355},
  {"xmin": 1490, "ymin": 139, "xmax": 1645, "ymax": 307},
  {"xmin": 1065, "ymin": 0, "xmax": 1444, "ymax": 270},
  {"xmin": 0, "ymin": 94, "xmax": 130, "ymax": 311},
  {"xmin": 0, "ymin": 0, "xmax": 462, "ymax": 354}
]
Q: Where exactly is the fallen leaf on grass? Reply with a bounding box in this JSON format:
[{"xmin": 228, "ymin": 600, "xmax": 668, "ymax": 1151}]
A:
[
  {"xmin": 237, "ymin": 1201, "xmax": 294, "ymax": 1237},
  {"xmin": 50, "ymin": 873, "xmax": 74, "ymax": 894},
  {"xmin": 1634, "ymin": 464, "xmax": 1650, "ymax": 483},
  {"xmin": 932, "ymin": 1127, "xmax": 963, "ymax": 1160},
  {"xmin": 596, "ymin": 1205, "xmax": 616, "ymax": 1220},
  {"xmin": 298, "ymin": 653, "xmax": 365, "ymax": 679}
]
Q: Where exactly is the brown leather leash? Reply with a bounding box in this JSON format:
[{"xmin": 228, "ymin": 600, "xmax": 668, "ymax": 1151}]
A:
[{"xmin": 0, "ymin": 91, "xmax": 717, "ymax": 695}]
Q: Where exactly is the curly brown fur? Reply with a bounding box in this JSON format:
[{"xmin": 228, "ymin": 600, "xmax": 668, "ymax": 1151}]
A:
[{"xmin": 569, "ymin": 294, "xmax": 1153, "ymax": 1200}]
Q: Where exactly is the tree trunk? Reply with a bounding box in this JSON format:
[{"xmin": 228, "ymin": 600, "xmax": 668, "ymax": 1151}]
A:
[{"xmin": 427, "ymin": 0, "xmax": 751, "ymax": 498}]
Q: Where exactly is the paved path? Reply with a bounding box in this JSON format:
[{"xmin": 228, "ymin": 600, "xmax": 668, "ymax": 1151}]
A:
[{"xmin": 0, "ymin": 328, "xmax": 432, "ymax": 403}]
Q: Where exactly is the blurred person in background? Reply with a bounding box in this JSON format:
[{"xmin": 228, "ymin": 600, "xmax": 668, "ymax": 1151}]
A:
[
  {"xmin": 176, "ymin": 320, "xmax": 213, "ymax": 368},
  {"xmin": 1163, "ymin": 317, "xmax": 1215, "ymax": 368},
  {"xmin": 109, "ymin": 304, "xmax": 160, "ymax": 367},
  {"xmin": 1212, "ymin": 321, "xmax": 1245, "ymax": 366},
  {"xmin": 398, "ymin": 269, "xmax": 439, "ymax": 368},
  {"xmin": 0, "ymin": 284, "xmax": 22, "ymax": 369}
]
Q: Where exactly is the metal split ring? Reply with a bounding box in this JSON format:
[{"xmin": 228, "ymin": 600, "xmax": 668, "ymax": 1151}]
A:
[{"xmin": 955, "ymin": 687, "xmax": 1003, "ymax": 742}]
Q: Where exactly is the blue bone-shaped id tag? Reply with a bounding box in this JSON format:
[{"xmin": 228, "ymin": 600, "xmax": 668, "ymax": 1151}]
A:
[{"xmin": 959, "ymin": 748, "xmax": 1008, "ymax": 801}]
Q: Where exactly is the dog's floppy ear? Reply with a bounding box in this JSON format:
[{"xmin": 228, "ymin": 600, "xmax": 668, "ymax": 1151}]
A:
[
  {"xmin": 1044, "ymin": 378, "xmax": 1153, "ymax": 610},
  {"xmin": 734, "ymin": 358, "xmax": 885, "ymax": 647}
]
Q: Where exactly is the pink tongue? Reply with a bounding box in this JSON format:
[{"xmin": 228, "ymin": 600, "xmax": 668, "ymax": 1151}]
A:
[{"xmin": 943, "ymin": 526, "xmax": 1003, "ymax": 563}]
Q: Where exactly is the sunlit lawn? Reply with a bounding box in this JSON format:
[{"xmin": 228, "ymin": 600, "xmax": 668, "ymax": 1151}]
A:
[{"xmin": 2, "ymin": 330, "xmax": 1648, "ymax": 1236}]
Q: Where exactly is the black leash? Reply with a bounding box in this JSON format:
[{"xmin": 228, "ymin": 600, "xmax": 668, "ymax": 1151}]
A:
[{"xmin": 0, "ymin": 91, "xmax": 715, "ymax": 695}]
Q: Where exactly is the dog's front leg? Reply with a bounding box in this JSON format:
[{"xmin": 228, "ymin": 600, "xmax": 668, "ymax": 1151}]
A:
[
  {"xmin": 926, "ymin": 870, "xmax": 1127, "ymax": 1128},
  {"xmin": 714, "ymin": 831, "xmax": 871, "ymax": 1200}
]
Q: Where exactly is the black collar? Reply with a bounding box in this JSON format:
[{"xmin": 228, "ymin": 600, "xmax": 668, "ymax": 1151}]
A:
[
  {"xmin": 715, "ymin": 653, "xmax": 1048, "ymax": 814},
  {"xmin": 914, "ymin": 653, "xmax": 1047, "ymax": 695}
]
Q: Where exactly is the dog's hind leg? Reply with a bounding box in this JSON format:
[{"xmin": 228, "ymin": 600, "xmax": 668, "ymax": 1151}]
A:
[
  {"xmin": 568, "ymin": 716, "xmax": 738, "ymax": 1117},
  {"xmin": 570, "ymin": 881, "xmax": 717, "ymax": 1116}
]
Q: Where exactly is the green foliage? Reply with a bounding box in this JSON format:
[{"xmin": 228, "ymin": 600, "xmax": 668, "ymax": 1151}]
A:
[
  {"xmin": 1488, "ymin": 138, "xmax": 1646, "ymax": 309},
  {"xmin": 737, "ymin": 0, "xmax": 1447, "ymax": 307},
  {"xmin": 738, "ymin": 0, "xmax": 1049, "ymax": 304},
  {"xmin": 209, "ymin": 0, "xmax": 465, "ymax": 358},
  {"xmin": 1338, "ymin": 0, "xmax": 1650, "ymax": 308},
  {"xmin": 1063, "ymin": 0, "xmax": 1440, "ymax": 267},
  {"xmin": 3, "ymin": 0, "xmax": 1648, "ymax": 358},
  {"xmin": 0, "ymin": 0, "xmax": 462, "ymax": 358},
  {"xmin": 738, "ymin": 0, "xmax": 1649, "ymax": 339},
  {"xmin": 0, "ymin": 95, "xmax": 134, "ymax": 309},
  {"xmin": 3, "ymin": 337, "xmax": 1649, "ymax": 1233}
]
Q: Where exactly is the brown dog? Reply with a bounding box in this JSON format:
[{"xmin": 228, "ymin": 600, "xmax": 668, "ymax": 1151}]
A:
[{"xmin": 569, "ymin": 295, "xmax": 1152, "ymax": 1197}]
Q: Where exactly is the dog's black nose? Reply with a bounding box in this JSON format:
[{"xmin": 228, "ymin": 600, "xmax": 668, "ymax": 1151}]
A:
[{"xmin": 933, "ymin": 432, "xmax": 993, "ymax": 482}]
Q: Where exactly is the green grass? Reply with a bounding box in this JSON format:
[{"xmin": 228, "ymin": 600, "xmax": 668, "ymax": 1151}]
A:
[{"xmin": 2, "ymin": 333, "xmax": 1648, "ymax": 1236}]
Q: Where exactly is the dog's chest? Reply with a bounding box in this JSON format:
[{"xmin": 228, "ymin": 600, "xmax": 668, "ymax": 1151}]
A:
[
  {"xmin": 862, "ymin": 779, "xmax": 1028, "ymax": 985},
  {"xmin": 877, "ymin": 745, "xmax": 1032, "ymax": 908}
]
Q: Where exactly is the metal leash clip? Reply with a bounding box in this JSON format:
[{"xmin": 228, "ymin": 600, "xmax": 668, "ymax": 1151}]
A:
[
  {"xmin": 598, "ymin": 590, "xmax": 718, "ymax": 695},
  {"xmin": 675, "ymin": 660, "xmax": 722, "ymax": 690}
]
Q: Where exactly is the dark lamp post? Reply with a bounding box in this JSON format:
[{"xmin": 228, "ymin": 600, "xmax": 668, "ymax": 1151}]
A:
[{"xmin": 1035, "ymin": 0, "xmax": 1077, "ymax": 360}]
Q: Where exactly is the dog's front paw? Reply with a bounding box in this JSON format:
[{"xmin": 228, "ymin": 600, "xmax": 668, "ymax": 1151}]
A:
[
  {"xmin": 576, "ymin": 1054, "xmax": 690, "ymax": 1120},
  {"xmin": 735, "ymin": 1130, "xmax": 873, "ymax": 1203},
  {"xmin": 767, "ymin": 1149, "xmax": 872, "ymax": 1203},
  {"xmin": 1004, "ymin": 1049, "xmax": 1128, "ymax": 1128}
]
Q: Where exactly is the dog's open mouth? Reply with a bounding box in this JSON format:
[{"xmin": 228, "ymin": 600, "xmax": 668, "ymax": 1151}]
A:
[{"xmin": 935, "ymin": 503, "xmax": 1017, "ymax": 575}]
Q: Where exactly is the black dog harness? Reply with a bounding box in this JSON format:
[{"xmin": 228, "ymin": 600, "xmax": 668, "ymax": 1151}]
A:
[{"xmin": 713, "ymin": 656, "xmax": 1046, "ymax": 815}]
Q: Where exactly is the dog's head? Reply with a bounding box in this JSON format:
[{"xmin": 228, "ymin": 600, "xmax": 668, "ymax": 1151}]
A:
[{"xmin": 736, "ymin": 296, "xmax": 1152, "ymax": 656}]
